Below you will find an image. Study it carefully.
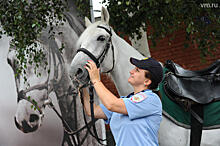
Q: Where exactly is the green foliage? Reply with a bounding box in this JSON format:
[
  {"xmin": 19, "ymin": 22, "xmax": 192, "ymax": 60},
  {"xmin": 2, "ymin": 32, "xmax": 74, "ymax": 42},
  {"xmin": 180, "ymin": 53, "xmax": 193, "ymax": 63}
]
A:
[
  {"xmin": 75, "ymin": 0, "xmax": 90, "ymax": 18},
  {"xmin": 0, "ymin": 0, "xmax": 219, "ymax": 72},
  {"xmin": 103, "ymin": 0, "xmax": 219, "ymax": 58},
  {"xmin": 0, "ymin": 0, "xmax": 67, "ymax": 77},
  {"xmin": 28, "ymin": 96, "xmax": 40, "ymax": 111}
]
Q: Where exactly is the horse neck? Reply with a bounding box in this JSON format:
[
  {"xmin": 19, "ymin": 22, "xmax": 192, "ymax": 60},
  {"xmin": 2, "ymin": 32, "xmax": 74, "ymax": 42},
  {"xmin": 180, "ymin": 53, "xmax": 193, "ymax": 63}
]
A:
[{"xmin": 109, "ymin": 31, "xmax": 144, "ymax": 96}]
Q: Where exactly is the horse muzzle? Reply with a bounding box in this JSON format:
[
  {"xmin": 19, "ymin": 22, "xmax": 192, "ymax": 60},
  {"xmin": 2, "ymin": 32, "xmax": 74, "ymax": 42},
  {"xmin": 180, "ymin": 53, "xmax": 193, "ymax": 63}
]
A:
[
  {"xmin": 14, "ymin": 117, "xmax": 39, "ymax": 133},
  {"xmin": 69, "ymin": 64, "xmax": 90, "ymax": 86}
]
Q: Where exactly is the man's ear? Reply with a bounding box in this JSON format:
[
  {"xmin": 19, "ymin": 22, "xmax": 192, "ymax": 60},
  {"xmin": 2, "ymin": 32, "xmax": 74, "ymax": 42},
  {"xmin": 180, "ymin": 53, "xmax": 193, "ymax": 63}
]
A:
[{"xmin": 144, "ymin": 79, "xmax": 152, "ymax": 87}]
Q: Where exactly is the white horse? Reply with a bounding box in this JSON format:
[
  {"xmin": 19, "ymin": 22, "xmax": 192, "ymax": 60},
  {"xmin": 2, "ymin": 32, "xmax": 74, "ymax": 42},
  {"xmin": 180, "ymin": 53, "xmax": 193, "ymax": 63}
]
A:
[
  {"xmin": 8, "ymin": 18, "xmax": 105, "ymax": 145},
  {"xmin": 69, "ymin": 7, "xmax": 220, "ymax": 146}
]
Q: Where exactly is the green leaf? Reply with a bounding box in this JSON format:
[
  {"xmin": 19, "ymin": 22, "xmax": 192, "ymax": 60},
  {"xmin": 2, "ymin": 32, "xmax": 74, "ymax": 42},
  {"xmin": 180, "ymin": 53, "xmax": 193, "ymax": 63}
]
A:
[
  {"xmin": 32, "ymin": 24, "xmax": 36, "ymax": 28},
  {"xmin": 186, "ymin": 24, "xmax": 191, "ymax": 33},
  {"xmin": 126, "ymin": 1, "xmax": 130, "ymax": 6},
  {"xmin": 165, "ymin": 0, "xmax": 171, "ymax": 4}
]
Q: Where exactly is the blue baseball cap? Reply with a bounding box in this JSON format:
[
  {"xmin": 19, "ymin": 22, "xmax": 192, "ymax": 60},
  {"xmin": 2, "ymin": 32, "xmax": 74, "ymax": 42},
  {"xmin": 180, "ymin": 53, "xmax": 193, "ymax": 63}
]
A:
[{"xmin": 130, "ymin": 57, "xmax": 163, "ymax": 88}]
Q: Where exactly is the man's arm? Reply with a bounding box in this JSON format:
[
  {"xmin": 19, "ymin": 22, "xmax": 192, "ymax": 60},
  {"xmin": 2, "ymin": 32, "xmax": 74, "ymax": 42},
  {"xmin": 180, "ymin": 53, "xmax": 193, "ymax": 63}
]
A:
[
  {"xmin": 92, "ymin": 81, "xmax": 128, "ymax": 115},
  {"xmin": 85, "ymin": 60, "xmax": 128, "ymax": 115}
]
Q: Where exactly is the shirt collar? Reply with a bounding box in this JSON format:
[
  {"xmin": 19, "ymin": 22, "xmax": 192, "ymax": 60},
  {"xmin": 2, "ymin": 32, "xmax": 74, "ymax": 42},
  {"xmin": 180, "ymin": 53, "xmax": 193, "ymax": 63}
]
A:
[{"xmin": 125, "ymin": 89, "xmax": 150, "ymax": 98}]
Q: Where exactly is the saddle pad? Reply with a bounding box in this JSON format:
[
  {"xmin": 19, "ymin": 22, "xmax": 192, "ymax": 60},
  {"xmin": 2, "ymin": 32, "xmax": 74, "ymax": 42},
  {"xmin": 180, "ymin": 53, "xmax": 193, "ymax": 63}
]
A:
[{"xmin": 160, "ymin": 68, "xmax": 220, "ymax": 129}]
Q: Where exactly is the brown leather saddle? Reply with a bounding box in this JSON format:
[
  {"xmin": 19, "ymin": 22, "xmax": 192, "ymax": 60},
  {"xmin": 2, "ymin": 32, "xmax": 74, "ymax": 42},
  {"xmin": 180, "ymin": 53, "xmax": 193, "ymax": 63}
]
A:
[{"xmin": 163, "ymin": 59, "xmax": 220, "ymax": 146}]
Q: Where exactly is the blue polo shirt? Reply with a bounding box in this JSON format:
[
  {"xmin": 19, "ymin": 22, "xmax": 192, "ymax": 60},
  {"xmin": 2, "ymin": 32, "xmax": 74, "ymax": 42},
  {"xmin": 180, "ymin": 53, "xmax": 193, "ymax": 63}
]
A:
[{"xmin": 100, "ymin": 89, "xmax": 162, "ymax": 146}]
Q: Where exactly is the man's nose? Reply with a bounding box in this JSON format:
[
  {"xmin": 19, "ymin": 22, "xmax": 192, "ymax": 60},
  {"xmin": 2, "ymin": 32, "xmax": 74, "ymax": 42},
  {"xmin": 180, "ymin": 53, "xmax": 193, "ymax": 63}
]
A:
[{"xmin": 129, "ymin": 69, "xmax": 134, "ymax": 74}]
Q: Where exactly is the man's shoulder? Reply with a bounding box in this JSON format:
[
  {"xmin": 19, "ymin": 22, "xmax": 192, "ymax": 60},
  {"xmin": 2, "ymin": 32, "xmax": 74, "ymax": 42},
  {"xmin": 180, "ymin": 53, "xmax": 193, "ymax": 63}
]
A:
[{"xmin": 130, "ymin": 92, "xmax": 148, "ymax": 103}]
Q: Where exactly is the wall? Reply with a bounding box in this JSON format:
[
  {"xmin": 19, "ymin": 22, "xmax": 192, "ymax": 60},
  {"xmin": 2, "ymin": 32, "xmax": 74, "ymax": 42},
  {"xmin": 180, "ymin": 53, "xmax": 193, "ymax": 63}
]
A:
[{"xmin": 149, "ymin": 29, "xmax": 220, "ymax": 70}]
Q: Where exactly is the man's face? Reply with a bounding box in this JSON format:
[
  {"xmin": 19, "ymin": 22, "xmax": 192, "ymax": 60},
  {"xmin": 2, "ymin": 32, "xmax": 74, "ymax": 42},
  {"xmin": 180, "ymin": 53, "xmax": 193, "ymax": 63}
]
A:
[{"xmin": 128, "ymin": 67, "xmax": 148, "ymax": 87}]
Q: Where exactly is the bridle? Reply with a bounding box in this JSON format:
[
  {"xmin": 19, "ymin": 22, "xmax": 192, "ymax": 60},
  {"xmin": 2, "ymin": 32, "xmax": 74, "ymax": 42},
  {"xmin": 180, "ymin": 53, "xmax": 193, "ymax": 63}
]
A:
[{"xmin": 77, "ymin": 25, "xmax": 115, "ymax": 73}]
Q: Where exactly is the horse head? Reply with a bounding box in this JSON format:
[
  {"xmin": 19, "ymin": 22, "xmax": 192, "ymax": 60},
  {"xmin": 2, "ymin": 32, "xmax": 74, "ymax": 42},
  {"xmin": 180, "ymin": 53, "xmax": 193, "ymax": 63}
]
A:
[
  {"xmin": 14, "ymin": 91, "xmax": 47, "ymax": 133},
  {"xmin": 69, "ymin": 7, "xmax": 115, "ymax": 86},
  {"xmin": 8, "ymin": 44, "xmax": 52, "ymax": 133}
]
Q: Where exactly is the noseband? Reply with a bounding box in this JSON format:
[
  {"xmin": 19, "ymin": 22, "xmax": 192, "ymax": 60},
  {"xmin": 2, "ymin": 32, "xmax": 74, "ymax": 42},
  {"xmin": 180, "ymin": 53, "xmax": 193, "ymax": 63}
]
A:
[
  {"xmin": 77, "ymin": 25, "xmax": 115, "ymax": 73},
  {"xmin": 17, "ymin": 85, "xmax": 48, "ymax": 115}
]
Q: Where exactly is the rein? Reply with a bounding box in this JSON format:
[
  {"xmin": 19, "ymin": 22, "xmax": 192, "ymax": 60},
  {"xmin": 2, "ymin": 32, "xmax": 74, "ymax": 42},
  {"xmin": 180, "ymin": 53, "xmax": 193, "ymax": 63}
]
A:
[
  {"xmin": 48, "ymin": 82, "xmax": 107, "ymax": 146},
  {"xmin": 80, "ymin": 84, "xmax": 107, "ymax": 145}
]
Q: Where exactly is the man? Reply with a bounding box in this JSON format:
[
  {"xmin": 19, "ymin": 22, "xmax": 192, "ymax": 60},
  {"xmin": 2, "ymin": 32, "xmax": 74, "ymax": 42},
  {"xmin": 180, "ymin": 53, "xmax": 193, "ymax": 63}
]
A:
[{"xmin": 83, "ymin": 57, "xmax": 163, "ymax": 146}]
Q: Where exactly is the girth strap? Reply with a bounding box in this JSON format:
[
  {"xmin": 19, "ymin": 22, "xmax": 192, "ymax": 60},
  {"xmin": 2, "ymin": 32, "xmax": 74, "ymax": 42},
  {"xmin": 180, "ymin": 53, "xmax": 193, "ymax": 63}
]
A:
[{"xmin": 190, "ymin": 105, "xmax": 204, "ymax": 146}]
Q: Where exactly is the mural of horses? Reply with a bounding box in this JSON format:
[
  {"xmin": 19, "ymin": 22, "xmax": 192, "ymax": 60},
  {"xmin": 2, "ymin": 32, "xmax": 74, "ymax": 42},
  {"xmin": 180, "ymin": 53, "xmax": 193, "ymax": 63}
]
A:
[
  {"xmin": 0, "ymin": 32, "xmax": 64, "ymax": 146},
  {"xmin": 8, "ymin": 25, "xmax": 105, "ymax": 146},
  {"xmin": 3, "ymin": 2, "xmax": 106, "ymax": 145},
  {"xmin": 69, "ymin": 7, "xmax": 220, "ymax": 146}
]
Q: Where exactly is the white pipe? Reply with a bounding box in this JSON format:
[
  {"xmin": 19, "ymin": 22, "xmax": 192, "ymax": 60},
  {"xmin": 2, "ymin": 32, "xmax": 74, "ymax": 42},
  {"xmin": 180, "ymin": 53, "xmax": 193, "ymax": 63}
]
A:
[{"xmin": 89, "ymin": 0, "xmax": 95, "ymax": 23}]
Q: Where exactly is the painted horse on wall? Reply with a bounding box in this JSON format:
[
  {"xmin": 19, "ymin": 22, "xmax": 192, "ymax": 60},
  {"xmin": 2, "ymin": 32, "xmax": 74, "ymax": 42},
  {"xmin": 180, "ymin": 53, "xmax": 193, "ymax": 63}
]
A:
[{"xmin": 7, "ymin": 1, "xmax": 106, "ymax": 145}]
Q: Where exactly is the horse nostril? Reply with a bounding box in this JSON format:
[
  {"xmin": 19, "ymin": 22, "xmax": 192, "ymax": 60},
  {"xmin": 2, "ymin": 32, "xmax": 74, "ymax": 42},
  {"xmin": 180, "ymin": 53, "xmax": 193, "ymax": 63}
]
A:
[
  {"xmin": 29, "ymin": 114, "xmax": 39, "ymax": 122},
  {"xmin": 70, "ymin": 65, "xmax": 89, "ymax": 84},
  {"xmin": 76, "ymin": 68, "xmax": 83, "ymax": 77},
  {"xmin": 22, "ymin": 120, "xmax": 38, "ymax": 133},
  {"xmin": 14, "ymin": 117, "xmax": 21, "ymax": 130}
]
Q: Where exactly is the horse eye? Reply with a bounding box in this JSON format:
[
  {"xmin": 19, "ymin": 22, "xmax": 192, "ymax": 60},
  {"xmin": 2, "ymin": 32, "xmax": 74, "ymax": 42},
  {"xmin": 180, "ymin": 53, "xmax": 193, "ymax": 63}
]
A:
[{"xmin": 97, "ymin": 35, "xmax": 105, "ymax": 41}]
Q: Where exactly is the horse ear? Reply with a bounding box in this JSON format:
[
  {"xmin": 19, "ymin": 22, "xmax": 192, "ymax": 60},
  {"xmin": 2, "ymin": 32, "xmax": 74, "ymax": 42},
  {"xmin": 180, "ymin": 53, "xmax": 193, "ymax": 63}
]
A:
[
  {"xmin": 101, "ymin": 6, "xmax": 109, "ymax": 24},
  {"xmin": 85, "ymin": 17, "xmax": 92, "ymax": 27},
  {"xmin": 7, "ymin": 49, "xmax": 18, "ymax": 72}
]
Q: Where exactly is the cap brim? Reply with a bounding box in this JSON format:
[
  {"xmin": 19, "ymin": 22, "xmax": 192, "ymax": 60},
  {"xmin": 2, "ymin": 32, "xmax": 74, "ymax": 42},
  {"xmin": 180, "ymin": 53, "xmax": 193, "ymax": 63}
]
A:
[{"xmin": 130, "ymin": 57, "xmax": 142, "ymax": 68}]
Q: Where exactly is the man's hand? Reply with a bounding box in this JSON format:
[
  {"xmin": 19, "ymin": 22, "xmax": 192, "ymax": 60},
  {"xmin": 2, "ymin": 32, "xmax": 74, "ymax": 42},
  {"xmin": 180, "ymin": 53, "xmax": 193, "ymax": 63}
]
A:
[{"xmin": 84, "ymin": 60, "xmax": 100, "ymax": 84}]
